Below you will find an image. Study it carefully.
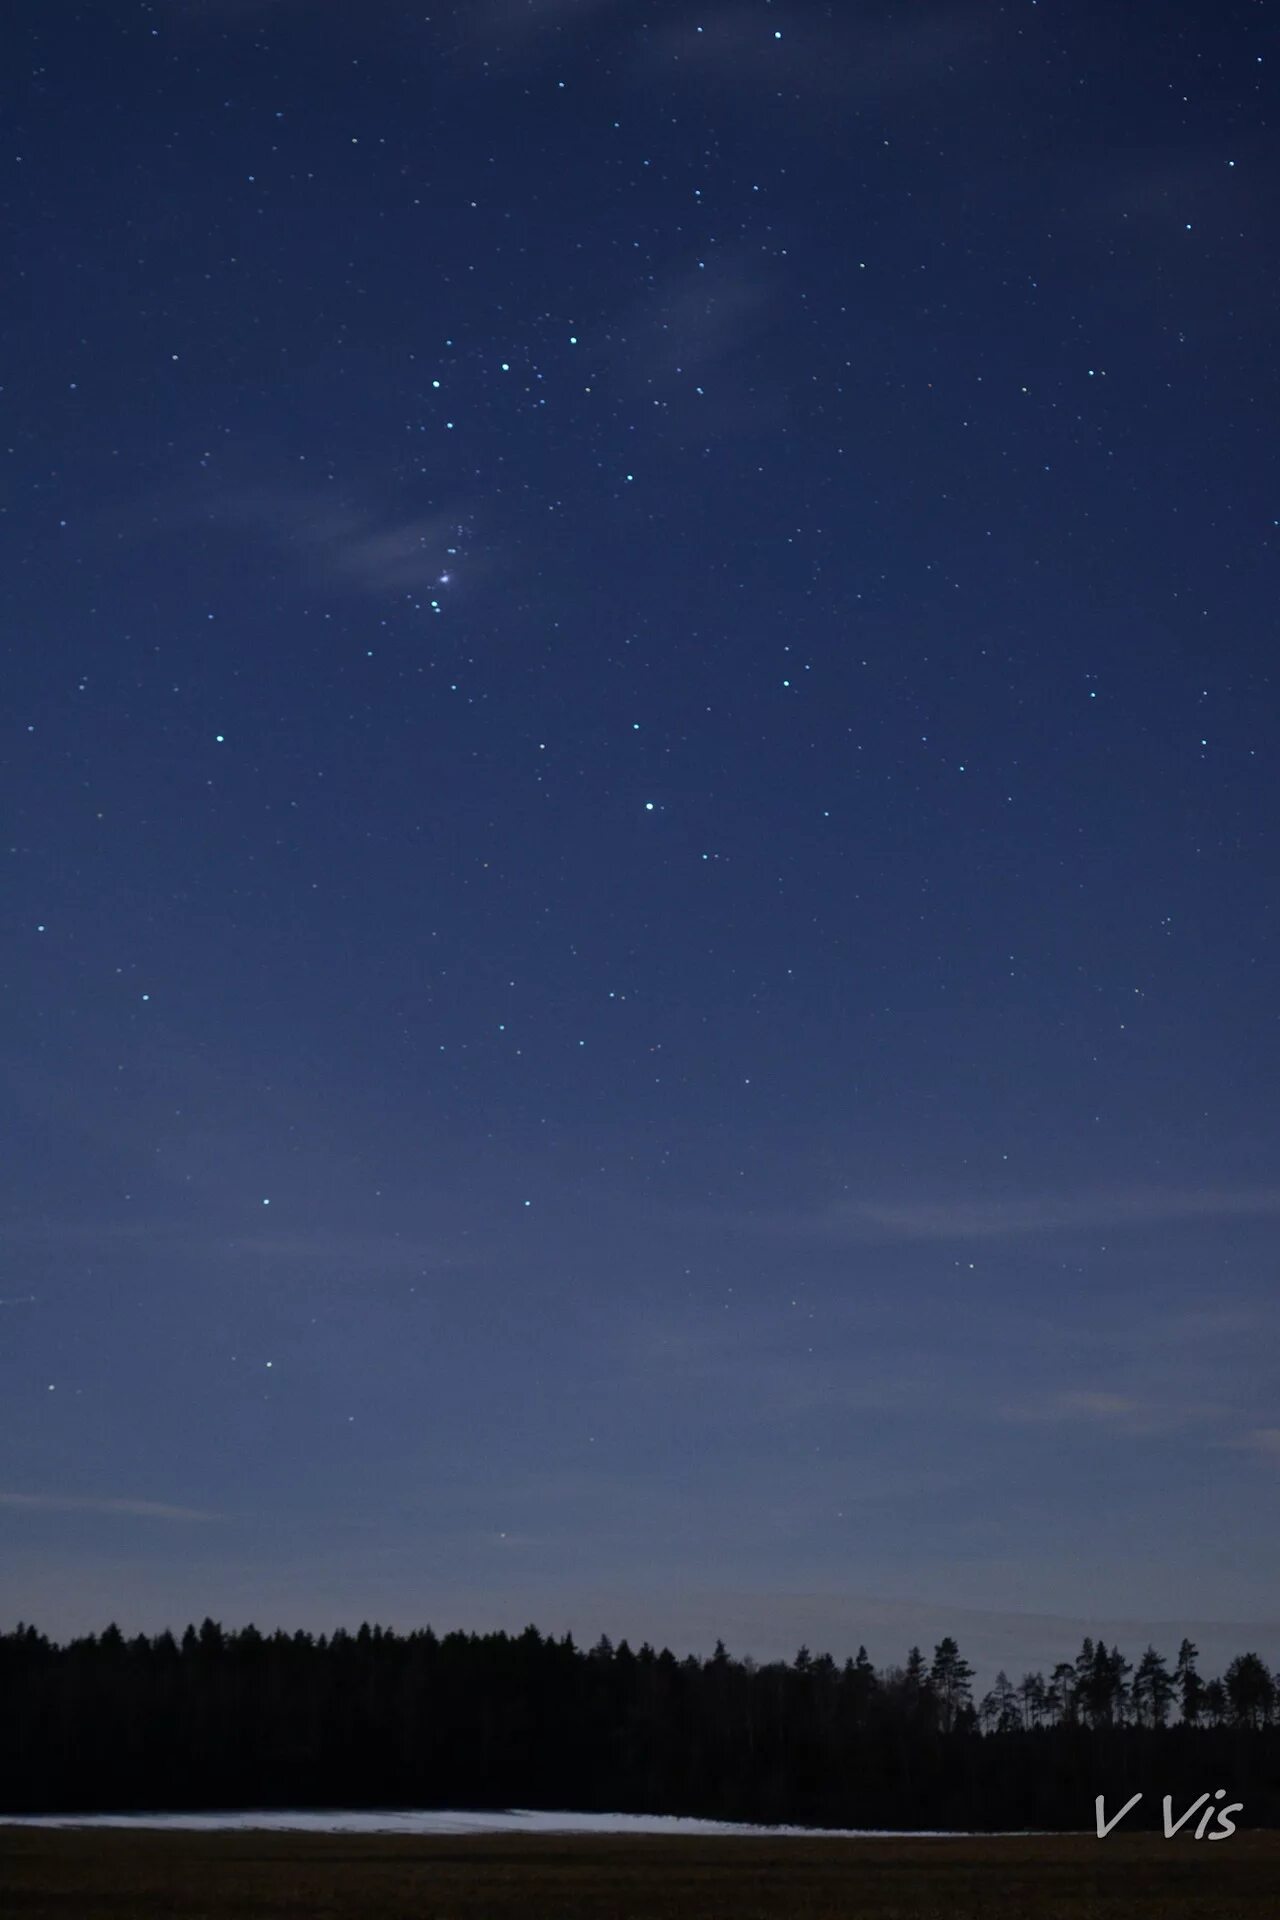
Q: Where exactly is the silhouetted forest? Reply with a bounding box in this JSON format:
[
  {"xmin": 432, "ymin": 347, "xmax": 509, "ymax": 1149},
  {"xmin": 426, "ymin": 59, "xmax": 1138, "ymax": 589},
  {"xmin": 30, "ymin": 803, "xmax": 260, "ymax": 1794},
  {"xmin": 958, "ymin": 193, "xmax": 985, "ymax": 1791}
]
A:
[{"xmin": 4, "ymin": 1620, "xmax": 1279, "ymax": 1828}]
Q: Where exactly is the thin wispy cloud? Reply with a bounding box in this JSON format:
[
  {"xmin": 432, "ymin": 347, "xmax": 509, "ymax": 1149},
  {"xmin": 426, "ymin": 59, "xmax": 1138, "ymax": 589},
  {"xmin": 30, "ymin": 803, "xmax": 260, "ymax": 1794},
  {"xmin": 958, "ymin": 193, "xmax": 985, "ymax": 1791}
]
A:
[
  {"xmin": 159, "ymin": 0, "xmax": 327, "ymax": 20},
  {"xmin": 843, "ymin": 1187, "xmax": 1280, "ymax": 1240},
  {"xmin": 463, "ymin": 0, "xmax": 997, "ymax": 116},
  {"xmin": 221, "ymin": 1230, "xmax": 467, "ymax": 1273},
  {"xmin": 626, "ymin": 1317, "xmax": 943, "ymax": 1419},
  {"xmin": 593, "ymin": 250, "xmax": 785, "ymax": 445},
  {"xmin": 0, "ymin": 1492, "xmax": 219, "ymax": 1523},
  {"xmin": 0, "ymin": 1218, "xmax": 467, "ymax": 1278},
  {"xmin": 98, "ymin": 477, "xmax": 477, "ymax": 604},
  {"xmin": 998, "ymin": 1389, "xmax": 1150, "ymax": 1430},
  {"xmin": 0, "ymin": 1221, "xmax": 163, "ymax": 1248},
  {"xmin": 996, "ymin": 1389, "xmax": 1250, "ymax": 1442},
  {"xmin": 649, "ymin": 4, "xmax": 997, "ymax": 109},
  {"xmin": 205, "ymin": 491, "xmax": 468, "ymax": 598},
  {"xmin": 667, "ymin": 1184, "xmax": 1280, "ymax": 1246},
  {"xmin": 641, "ymin": 257, "xmax": 773, "ymax": 377},
  {"xmin": 1096, "ymin": 145, "xmax": 1253, "ymax": 241},
  {"xmin": 467, "ymin": 0, "xmax": 634, "ymax": 41},
  {"xmin": 1220, "ymin": 1429, "xmax": 1280, "ymax": 1459},
  {"xmin": 1059, "ymin": 1391, "xmax": 1155, "ymax": 1421}
]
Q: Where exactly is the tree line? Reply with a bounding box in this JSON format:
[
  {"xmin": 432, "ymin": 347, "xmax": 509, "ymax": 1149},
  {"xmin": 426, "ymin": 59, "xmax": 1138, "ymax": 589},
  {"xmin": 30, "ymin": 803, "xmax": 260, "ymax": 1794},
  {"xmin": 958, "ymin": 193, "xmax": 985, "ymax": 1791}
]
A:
[{"xmin": 3, "ymin": 1619, "xmax": 1278, "ymax": 1829}]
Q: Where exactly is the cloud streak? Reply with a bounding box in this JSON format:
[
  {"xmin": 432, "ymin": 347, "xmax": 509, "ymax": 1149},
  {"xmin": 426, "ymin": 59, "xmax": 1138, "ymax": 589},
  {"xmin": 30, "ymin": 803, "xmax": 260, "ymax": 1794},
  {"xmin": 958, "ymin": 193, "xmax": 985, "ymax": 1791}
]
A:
[
  {"xmin": 98, "ymin": 473, "xmax": 478, "ymax": 605},
  {"xmin": 1220, "ymin": 1429, "xmax": 1280, "ymax": 1459},
  {"xmin": 649, "ymin": 4, "xmax": 997, "ymax": 110},
  {"xmin": 463, "ymin": 0, "xmax": 998, "ymax": 117},
  {"xmin": 159, "ymin": 0, "xmax": 324, "ymax": 19},
  {"xmin": 0, "ymin": 1492, "xmax": 219, "ymax": 1523},
  {"xmin": 580, "ymin": 249, "xmax": 787, "ymax": 447},
  {"xmin": 204, "ymin": 490, "xmax": 468, "ymax": 597},
  {"xmin": 991, "ymin": 1389, "xmax": 1226, "ymax": 1438},
  {"xmin": 840, "ymin": 1186, "xmax": 1280, "ymax": 1240},
  {"xmin": 669, "ymin": 1184, "xmax": 1280, "ymax": 1246},
  {"xmin": 466, "ymin": 0, "xmax": 633, "ymax": 41},
  {"xmin": 0, "ymin": 1217, "xmax": 462, "ymax": 1268}
]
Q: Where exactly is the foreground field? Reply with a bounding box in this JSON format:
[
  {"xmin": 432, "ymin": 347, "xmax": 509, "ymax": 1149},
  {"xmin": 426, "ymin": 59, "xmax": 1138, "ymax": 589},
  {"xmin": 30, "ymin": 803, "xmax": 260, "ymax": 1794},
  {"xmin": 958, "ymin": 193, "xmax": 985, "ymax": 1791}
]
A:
[{"xmin": 3, "ymin": 1827, "xmax": 1280, "ymax": 1919}]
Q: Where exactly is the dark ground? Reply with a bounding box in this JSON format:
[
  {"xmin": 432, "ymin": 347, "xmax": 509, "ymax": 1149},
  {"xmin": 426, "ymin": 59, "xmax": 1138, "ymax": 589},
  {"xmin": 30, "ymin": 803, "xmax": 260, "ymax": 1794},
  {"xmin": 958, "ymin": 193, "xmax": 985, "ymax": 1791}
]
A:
[{"xmin": 2, "ymin": 1827, "xmax": 1279, "ymax": 1919}]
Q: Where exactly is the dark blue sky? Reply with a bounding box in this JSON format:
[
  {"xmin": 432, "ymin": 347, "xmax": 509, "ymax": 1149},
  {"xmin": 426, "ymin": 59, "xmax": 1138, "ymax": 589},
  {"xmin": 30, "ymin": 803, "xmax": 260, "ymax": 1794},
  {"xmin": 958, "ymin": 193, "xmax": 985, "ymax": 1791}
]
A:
[{"xmin": 4, "ymin": 0, "xmax": 1278, "ymax": 1677}]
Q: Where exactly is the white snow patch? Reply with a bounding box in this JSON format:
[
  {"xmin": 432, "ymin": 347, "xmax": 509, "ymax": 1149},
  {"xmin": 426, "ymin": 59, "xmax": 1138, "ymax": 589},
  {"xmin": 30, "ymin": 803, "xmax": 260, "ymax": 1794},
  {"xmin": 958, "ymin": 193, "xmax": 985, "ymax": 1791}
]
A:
[{"xmin": 2, "ymin": 1808, "xmax": 994, "ymax": 1837}]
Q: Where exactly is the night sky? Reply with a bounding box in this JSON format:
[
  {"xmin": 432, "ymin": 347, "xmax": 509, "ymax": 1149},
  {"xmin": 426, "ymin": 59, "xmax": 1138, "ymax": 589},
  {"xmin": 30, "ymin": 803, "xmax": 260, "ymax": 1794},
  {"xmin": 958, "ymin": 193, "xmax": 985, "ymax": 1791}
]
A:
[{"xmin": 5, "ymin": 0, "xmax": 1278, "ymax": 1681}]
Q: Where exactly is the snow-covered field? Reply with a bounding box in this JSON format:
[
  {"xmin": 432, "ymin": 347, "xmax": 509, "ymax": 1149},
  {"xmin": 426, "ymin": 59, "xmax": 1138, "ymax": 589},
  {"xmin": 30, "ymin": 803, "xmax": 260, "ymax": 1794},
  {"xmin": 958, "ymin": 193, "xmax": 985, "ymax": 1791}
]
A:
[{"xmin": 3, "ymin": 1808, "xmax": 980, "ymax": 1838}]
